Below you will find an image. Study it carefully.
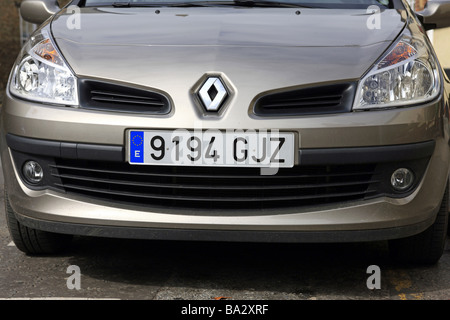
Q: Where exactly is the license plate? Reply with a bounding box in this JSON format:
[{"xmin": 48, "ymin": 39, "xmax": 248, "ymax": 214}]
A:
[{"xmin": 127, "ymin": 130, "xmax": 295, "ymax": 168}]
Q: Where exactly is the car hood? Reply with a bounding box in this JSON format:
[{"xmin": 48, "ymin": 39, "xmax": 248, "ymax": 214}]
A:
[{"xmin": 51, "ymin": 7, "xmax": 406, "ymax": 105}]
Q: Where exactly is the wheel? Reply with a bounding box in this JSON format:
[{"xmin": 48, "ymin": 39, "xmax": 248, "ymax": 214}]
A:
[
  {"xmin": 389, "ymin": 184, "xmax": 449, "ymax": 265},
  {"xmin": 4, "ymin": 190, "xmax": 72, "ymax": 255}
]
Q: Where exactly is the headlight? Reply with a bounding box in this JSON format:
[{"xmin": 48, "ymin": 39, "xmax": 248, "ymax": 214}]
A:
[
  {"xmin": 9, "ymin": 28, "xmax": 78, "ymax": 106},
  {"xmin": 353, "ymin": 31, "xmax": 440, "ymax": 110}
]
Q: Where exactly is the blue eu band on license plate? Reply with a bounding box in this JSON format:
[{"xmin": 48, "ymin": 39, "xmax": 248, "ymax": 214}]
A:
[
  {"xmin": 127, "ymin": 130, "xmax": 295, "ymax": 168},
  {"xmin": 129, "ymin": 131, "xmax": 144, "ymax": 163}
]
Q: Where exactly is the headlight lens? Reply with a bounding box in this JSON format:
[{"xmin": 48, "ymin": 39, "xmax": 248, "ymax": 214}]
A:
[
  {"xmin": 10, "ymin": 29, "xmax": 78, "ymax": 106},
  {"xmin": 353, "ymin": 33, "xmax": 440, "ymax": 110}
]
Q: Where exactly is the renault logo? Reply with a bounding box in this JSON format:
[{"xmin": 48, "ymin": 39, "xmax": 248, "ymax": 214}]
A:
[{"xmin": 198, "ymin": 77, "xmax": 228, "ymax": 112}]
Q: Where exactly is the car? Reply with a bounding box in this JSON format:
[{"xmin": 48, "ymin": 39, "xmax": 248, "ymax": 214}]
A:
[{"xmin": 2, "ymin": 0, "xmax": 450, "ymax": 264}]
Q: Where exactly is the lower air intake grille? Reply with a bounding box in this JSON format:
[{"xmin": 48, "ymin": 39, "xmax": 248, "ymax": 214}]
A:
[{"xmin": 49, "ymin": 160, "xmax": 379, "ymax": 210}]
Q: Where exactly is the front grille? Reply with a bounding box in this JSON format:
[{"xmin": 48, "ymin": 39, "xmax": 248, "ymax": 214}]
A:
[
  {"xmin": 48, "ymin": 160, "xmax": 380, "ymax": 211},
  {"xmin": 78, "ymin": 79, "xmax": 171, "ymax": 114},
  {"xmin": 253, "ymin": 82, "xmax": 356, "ymax": 116}
]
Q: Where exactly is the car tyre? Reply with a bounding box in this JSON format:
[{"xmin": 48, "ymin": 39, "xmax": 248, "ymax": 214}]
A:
[
  {"xmin": 389, "ymin": 184, "xmax": 449, "ymax": 265},
  {"xmin": 5, "ymin": 191, "xmax": 72, "ymax": 255}
]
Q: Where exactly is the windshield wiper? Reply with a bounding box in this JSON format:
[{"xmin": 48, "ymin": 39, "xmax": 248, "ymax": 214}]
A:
[{"xmin": 111, "ymin": 1, "xmax": 314, "ymax": 8}]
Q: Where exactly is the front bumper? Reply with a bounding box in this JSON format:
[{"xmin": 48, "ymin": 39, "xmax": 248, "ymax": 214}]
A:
[{"xmin": 1, "ymin": 91, "xmax": 449, "ymax": 243}]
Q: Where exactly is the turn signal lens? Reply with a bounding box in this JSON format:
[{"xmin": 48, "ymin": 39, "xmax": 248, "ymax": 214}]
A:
[
  {"xmin": 377, "ymin": 41, "xmax": 417, "ymax": 70},
  {"xmin": 33, "ymin": 39, "xmax": 63, "ymax": 65}
]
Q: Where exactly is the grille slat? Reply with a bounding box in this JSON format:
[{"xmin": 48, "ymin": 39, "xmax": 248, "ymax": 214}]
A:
[
  {"xmin": 263, "ymin": 95, "xmax": 343, "ymax": 109},
  {"xmin": 52, "ymin": 172, "xmax": 378, "ymax": 190},
  {"xmin": 275, "ymin": 94, "xmax": 343, "ymax": 103},
  {"xmin": 50, "ymin": 164, "xmax": 376, "ymax": 180},
  {"xmin": 263, "ymin": 100, "xmax": 342, "ymax": 109},
  {"xmin": 90, "ymin": 90, "xmax": 163, "ymax": 102},
  {"xmin": 91, "ymin": 95, "xmax": 166, "ymax": 107},
  {"xmin": 55, "ymin": 182, "xmax": 372, "ymax": 203}
]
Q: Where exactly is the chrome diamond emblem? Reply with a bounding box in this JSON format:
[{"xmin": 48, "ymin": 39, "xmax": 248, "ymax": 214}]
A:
[{"xmin": 198, "ymin": 77, "xmax": 228, "ymax": 112}]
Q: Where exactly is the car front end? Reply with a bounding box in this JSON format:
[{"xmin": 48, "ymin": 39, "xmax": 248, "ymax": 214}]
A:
[{"xmin": 2, "ymin": 0, "xmax": 449, "ymax": 263}]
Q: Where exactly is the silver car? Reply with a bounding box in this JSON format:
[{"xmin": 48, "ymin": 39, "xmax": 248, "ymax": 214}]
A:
[{"xmin": 2, "ymin": 0, "xmax": 450, "ymax": 264}]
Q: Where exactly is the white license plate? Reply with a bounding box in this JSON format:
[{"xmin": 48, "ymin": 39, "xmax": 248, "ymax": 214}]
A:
[{"xmin": 127, "ymin": 130, "xmax": 295, "ymax": 168}]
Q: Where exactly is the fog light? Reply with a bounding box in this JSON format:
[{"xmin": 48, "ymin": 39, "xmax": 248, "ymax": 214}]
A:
[
  {"xmin": 22, "ymin": 161, "xmax": 44, "ymax": 184},
  {"xmin": 391, "ymin": 168, "xmax": 414, "ymax": 191}
]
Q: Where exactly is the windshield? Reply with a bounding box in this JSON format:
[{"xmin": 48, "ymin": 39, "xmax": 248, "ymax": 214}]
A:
[{"xmin": 82, "ymin": 0, "xmax": 393, "ymax": 9}]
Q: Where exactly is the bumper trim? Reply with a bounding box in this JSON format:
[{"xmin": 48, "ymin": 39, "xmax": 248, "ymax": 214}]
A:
[
  {"xmin": 15, "ymin": 211, "xmax": 435, "ymax": 243},
  {"xmin": 300, "ymin": 141, "xmax": 436, "ymax": 165},
  {"xmin": 6, "ymin": 133, "xmax": 124, "ymax": 162},
  {"xmin": 6, "ymin": 133, "xmax": 435, "ymax": 165}
]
